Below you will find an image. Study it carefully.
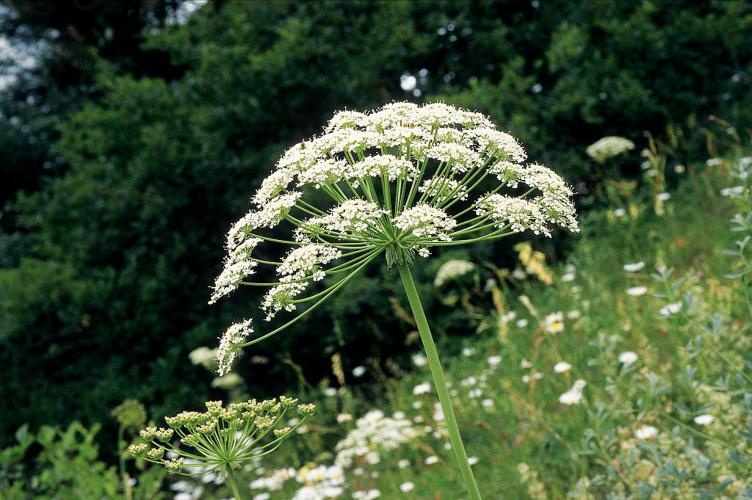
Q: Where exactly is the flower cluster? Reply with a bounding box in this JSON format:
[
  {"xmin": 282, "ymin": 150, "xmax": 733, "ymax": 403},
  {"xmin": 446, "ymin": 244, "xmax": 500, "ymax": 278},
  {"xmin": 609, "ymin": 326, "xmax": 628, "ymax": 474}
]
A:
[
  {"xmin": 128, "ymin": 398, "xmax": 314, "ymax": 476},
  {"xmin": 334, "ymin": 410, "xmax": 426, "ymax": 468},
  {"xmin": 208, "ymin": 101, "xmax": 578, "ymax": 370},
  {"xmin": 585, "ymin": 136, "xmax": 635, "ymax": 163},
  {"xmin": 433, "ymin": 259, "xmax": 476, "ymax": 287},
  {"xmin": 216, "ymin": 319, "xmax": 253, "ymax": 375}
]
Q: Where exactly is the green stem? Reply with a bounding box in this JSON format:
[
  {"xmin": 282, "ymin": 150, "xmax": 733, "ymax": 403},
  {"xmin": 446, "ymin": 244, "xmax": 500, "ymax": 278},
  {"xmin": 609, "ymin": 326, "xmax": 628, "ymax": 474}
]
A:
[
  {"xmin": 226, "ymin": 467, "xmax": 245, "ymax": 500},
  {"xmin": 397, "ymin": 263, "xmax": 482, "ymax": 500}
]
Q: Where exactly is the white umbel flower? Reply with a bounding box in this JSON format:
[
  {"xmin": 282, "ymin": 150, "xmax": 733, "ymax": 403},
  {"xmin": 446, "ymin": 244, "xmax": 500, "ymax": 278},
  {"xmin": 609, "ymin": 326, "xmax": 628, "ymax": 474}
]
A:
[
  {"xmin": 216, "ymin": 319, "xmax": 253, "ymax": 375},
  {"xmin": 209, "ymin": 101, "xmax": 578, "ymax": 372},
  {"xmin": 434, "ymin": 259, "xmax": 476, "ymax": 287},
  {"xmin": 309, "ymin": 199, "xmax": 386, "ymax": 234},
  {"xmin": 586, "ymin": 136, "xmax": 635, "ymax": 163},
  {"xmin": 394, "ymin": 204, "xmax": 457, "ymax": 241}
]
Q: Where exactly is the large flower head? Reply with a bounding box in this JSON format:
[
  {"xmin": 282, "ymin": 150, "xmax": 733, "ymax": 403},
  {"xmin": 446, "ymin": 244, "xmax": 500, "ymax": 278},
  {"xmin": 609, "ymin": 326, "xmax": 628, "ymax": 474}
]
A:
[
  {"xmin": 210, "ymin": 102, "xmax": 578, "ymax": 371},
  {"xmin": 129, "ymin": 397, "xmax": 315, "ymax": 476}
]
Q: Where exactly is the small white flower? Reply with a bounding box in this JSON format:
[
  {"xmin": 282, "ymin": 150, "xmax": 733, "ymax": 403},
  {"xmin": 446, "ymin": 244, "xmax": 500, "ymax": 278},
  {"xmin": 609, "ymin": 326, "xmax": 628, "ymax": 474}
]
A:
[
  {"xmin": 468, "ymin": 456, "xmax": 479, "ymax": 465},
  {"xmin": 626, "ymin": 286, "xmax": 648, "ymax": 296},
  {"xmin": 352, "ymin": 366, "xmax": 366, "ymax": 377},
  {"xmin": 614, "ymin": 208, "xmax": 626, "ymax": 217},
  {"xmin": 694, "ymin": 414, "xmax": 714, "ymax": 426},
  {"xmin": 434, "ymin": 259, "xmax": 476, "ymax": 287},
  {"xmin": 542, "ymin": 312, "xmax": 565, "ymax": 334},
  {"xmin": 516, "ymin": 318, "xmax": 529, "ymax": 328},
  {"xmin": 398, "ymin": 459, "xmax": 410, "ymax": 469},
  {"xmin": 553, "ymin": 361, "xmax": 572, "ymax": 374},
  {"xmin": 635, "ymin": 425, "xmax": 658, "ymax": 440},
  {"xmin": 336, "ymin": 413, "xmax": 352, "ymax": 423},
  {"xmin": 561, "ymin": 271, "xmax": 576, "ymax": 282},
  {"xmin": 324, "ymin": 387, "xmax": 337, "ymax": 397},
  {"xmin": 424, "ymin": 455, "xmax": 439, "ymax": 465},
  {"xmin": 618, "ymin": 351, "xmax": 639, "ymax": 365},
  {"xmin": 411, "ymin": 353, "xmax": 427, "ymax": 367},
  {"xmin": 400, "ymin": 482, "xmax": 415, "ymax": 493},
  {"xmin": 462, "ymin": 347, "xmax": 476, "ymax": 357},
  {"xmin": 413, "ymin": 382, "xmax": 432, "ymax": 395},
  {"xmin": 481, "ymin": 399, "xmax": 494, "ymax": 408},
  {"xmin": 567, "ymin": 309, "xmax": 581, "ymax": 319},
  {"xmin": 659, "ymin": 302, "xmax": 682, "ymax": 316},
  {"xmin": 721, "ymin": 186, "xmax": 744, "ymax": 197},
  {"xmin": 586, "ymin": 136, "xmax": 634, "ymax": 163},
  {"xmin": 656, "ymin": 192, "xmax": 671, "ymax": 201},
  {"xmin": 487, "ymin": 355, "xmax": 502, "ymax": 367},
  {"xmin": 559, "ymin": 379, "xmax": 586, "ymax": 405},
  {"xmin": 706, "ymin": 158, "xmax": 722, "ymax": 166},
  {"xmin": 520, "ymin": 359, "xmax": 533, "ymax": 369},
  {"xmin": 623, "ymin": 262, "xmax": 645, "ymax": 272}
]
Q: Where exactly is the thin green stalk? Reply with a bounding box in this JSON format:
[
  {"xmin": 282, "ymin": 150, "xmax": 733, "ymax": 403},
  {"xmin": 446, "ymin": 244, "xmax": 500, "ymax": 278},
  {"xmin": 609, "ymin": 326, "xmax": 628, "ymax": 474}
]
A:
[
  {"xmin": 397, "ymin": 263, "xmax": 482, "ymax": 500},
  {"xmin": 226, "ymin": 467, "xmax": 245, "ymax": 500}
]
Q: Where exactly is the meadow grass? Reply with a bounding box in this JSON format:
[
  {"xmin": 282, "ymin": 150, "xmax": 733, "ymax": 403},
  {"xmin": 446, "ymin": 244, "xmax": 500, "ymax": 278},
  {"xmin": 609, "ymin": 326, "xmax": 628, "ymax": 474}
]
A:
[{"xmin": 232, "ymin": 156, "xmax": 752, "ymax": 499}]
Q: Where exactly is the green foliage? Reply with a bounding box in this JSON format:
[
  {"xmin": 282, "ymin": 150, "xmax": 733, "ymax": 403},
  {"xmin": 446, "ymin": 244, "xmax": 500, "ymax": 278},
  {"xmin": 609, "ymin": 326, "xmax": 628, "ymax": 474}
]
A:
[
  {"xmin": 1, "ymin": 0, "xmax": 752, "ymax": 452},
  {"xmin": 0, "ymin": 421, "xmax": 165, "ymax": 499}
]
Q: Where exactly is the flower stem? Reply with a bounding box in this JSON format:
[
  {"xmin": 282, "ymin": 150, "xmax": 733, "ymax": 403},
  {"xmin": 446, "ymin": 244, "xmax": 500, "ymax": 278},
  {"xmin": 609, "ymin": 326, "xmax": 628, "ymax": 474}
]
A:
[
  {"xmin": 226, "ymin": 467, "xmax": 245, "ymax": 500},
  {"xmin": 397, "ymin": 263, "xmax": 482, "ymax": 500}
]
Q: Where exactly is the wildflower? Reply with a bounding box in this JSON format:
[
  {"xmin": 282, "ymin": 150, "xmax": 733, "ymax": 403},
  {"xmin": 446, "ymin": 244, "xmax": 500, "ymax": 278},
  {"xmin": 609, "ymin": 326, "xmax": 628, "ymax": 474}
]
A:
[
  {"xmin": 635, "ymin": 425, "xmax": 658, "ymax": 440},
  {"xmin": 623, "ymin": 261, "xmax": 645, "ymax": 272},
  {"xmin": 553, "ymin": 361, "xmax": 572, "ymax": 374},
  {"xmin": 336, "ymin": 413, "xmax": 352, "ymax": 424},
  {"xmin": 706, "ymin": 158, "xmax": 722, "ymax": 166},
  {"xmin": 413, "ymin": 382, "xmax": 432, "ymax": 395},
  {"xmin": 543, "ymin": 312, "xmax": 565, "ymax": 334},
  {"xmin": 619, "ymin": 351, "xmax": 639, "ymax": 365},
  {"xmin": 398, "ymin": 459, "xmax": 410, "ymax": 469},
  {"xmin": 111, "ymin": 399, "xmax": 147, "ymax": 430},
  {"xmin": 412, "ymin": 353, "xmax": 427, "ymax": 367},
  {"xmin": 216, "ymin": 319, "xmax": 253, "ymax": 375},
  {"xmin": 586, "ymin": 136, "xmax": 635, "ymax": 163},
  {"xmin": 626, "ymin": 286, "xmax": 648, "ymax": 296},
  {"xmin": 516, "ymin": 318, "xmax": 529, "ymax": 328},
  {"xmin": 614, "ymin": 208, "xmax": 626, "ymax": 217},
  {"xmin": 567, "ymin": 309, "xmax": 581, "ymax": 319},
  {"xmin": 434, "ymin": 259, "xmax": 476, "ymax": 287},
  {"xmin": 352, "ymin": 489, "xmax": 381, "ymax": 500},
  {"xmin": 433, "ymin": 403, "xmax": 445, "ymax": 421},
  {"xmin": 656, "ymin": 192, "xmax": 671, "ymax": 201},
  {"xmin": 400, "ymin": 482, "xmax": 415, "ymax": 493},
  {"xmin": 462, "ymin": 347, "xmax": 476, "ymax": 357},
  {"xmin": 659, "ymin": 302, "xmax": 682, "ymax": 316},
  {"xmin": 468, "ymin": 456, "xmax": 479, "ymax": 465},
  {"xmin": 189, "ymin": 346, "xmax": 215, "ymax": 368},
  {"xmin": 559, "ymin": 380, "xmax": 586, "ymax": 405},
  {"xmin": 352, "ymin": 366, "xmax": 366, "ymax": 377},
  {"xmin": 721, "ymin": 186, "xmax": 744, "ymax": 197},
  {"xmin": 481, "ymin": 399, "xmax": 494, "ymax": 408},
  {"xmin": 208, "ymin": 102, "xmax": 578, "ymax": 500},
  {"xmin": 487, "ymin": 355, "xmax": 502, "ymax": 367},
  {"xmin": 335, "ymin": 410, "xmax": 424, "ymax": 468},
  {"xmin": 425, "ymin": 455, "xmax": 439, "ymax": 465},
  {"xmin": 694, "ymin": 414, "xmax": 714, "ymax": 426},
  {"xmin": 130, "ymin": 398, "xmax": 314, "ymax": 487}
]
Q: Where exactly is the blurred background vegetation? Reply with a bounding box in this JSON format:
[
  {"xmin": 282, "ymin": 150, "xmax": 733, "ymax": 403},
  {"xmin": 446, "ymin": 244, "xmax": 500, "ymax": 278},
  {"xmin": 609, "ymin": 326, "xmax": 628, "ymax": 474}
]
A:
[{"xmin": 0, "ymin": 0, "xmax": 750, "ymax": 467}]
